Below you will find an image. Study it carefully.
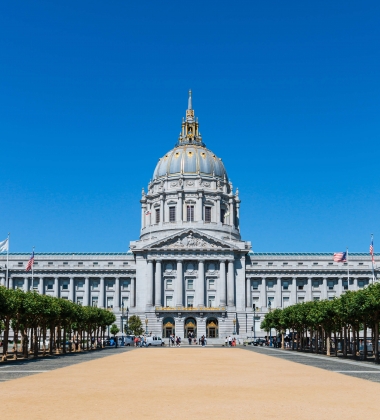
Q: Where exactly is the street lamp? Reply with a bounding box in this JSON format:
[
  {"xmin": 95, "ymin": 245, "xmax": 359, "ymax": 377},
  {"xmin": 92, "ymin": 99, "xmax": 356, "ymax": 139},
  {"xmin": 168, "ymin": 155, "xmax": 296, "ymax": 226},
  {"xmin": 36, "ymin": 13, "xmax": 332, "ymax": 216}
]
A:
[
  {"xmin": 268, "ymin": 299, "xmax": 272, "ymax": 346},
  {"xmin": 145, "ymin": 317, "xmax": 149, "ymax": 334},
  {"xmin": 252, "ymin": 304, "xmax": 257, "ymax": 340},
  {"xmin": 233, "ymin": 316, "xmax": 236, "ymax": 335},
  {"xmin": 121, "ymin": 302, "xmax": 125, "ymax": 345},
  {"xmin": 126, "ymin": 306, "xmax": 129, "ymax": 335}
]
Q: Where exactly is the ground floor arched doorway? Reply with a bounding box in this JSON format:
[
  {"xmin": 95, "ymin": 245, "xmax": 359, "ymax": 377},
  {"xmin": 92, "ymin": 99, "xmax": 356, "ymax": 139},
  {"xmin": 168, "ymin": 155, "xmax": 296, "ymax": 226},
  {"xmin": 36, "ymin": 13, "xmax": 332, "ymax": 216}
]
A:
[
  {"xmin": 184, "ymin": 317, "xmax": 197, "ymax": 338},
  {"xmin": 206, "ymin": 318, "xmax": 218, "ymax": 338},
  {"xmin": 162, "ymin": 317, "xmax": 175, "ymax": 338}
]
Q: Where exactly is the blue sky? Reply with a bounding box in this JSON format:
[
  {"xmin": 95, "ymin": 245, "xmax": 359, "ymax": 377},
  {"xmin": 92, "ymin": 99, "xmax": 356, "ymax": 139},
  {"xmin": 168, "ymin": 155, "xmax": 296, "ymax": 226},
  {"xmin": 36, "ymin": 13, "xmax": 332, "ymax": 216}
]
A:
[{"xmin": 1, "ymin": 1, "xmax": 379, "ymax": 253}]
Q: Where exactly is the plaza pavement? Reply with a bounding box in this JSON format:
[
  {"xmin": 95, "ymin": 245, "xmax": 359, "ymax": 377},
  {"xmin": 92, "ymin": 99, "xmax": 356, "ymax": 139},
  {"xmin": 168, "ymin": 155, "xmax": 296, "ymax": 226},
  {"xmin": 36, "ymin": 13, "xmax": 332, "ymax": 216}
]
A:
[{"xmin": 1, "ymin": 346, "xmax": 380, "ymax": 419}]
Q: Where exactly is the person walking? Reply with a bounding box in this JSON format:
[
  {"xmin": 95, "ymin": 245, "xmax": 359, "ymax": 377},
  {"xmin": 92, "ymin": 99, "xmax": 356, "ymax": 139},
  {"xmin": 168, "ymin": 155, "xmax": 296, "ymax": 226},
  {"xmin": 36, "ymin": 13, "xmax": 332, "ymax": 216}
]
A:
[
  {"xmin": 228, "ymin": 335, "xmax": 232, "ymax": 347},
  {"xmin": 224, "ymin": 337, "xmax": 228, "ymax": 347}
]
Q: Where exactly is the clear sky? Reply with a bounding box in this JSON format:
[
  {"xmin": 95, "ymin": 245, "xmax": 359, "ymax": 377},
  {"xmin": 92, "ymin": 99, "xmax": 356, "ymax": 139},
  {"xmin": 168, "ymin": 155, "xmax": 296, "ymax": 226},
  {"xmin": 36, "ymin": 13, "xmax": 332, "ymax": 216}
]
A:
[{"xmin": 1, "ymin": 1, "xmax": 379, "ymax": 253}]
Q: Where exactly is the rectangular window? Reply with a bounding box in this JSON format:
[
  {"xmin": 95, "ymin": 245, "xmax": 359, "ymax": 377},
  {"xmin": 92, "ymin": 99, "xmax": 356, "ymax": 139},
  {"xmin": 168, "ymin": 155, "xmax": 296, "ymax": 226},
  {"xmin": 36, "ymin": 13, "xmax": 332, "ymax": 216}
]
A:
[
  {"xmin": 33, "ymin": 280, "xmax": 39, "ymax": 289},
  {"xmin": 77, "ymin": 281, "xmax": 84, "ymax": 290},
  {"xmin": 106, "ymin": 282, "xmax": 113, "ymax": 290},
  {"xmin": 267, "ymin": 281, "xmax": 274, "ymax": 289},
  {"xmin": 122, "ymin": 297, "xmax": 129, "ymax": 308},
  {"xmin": 298, "ymin": 282, "xmax": 304, "ymax": 290},
  {"xmin": 93, "ymin": 262, "xmax": 98, "ymax": 266},
  {"xmin": 122, "ymin": 281, "xmax": 130, "ymax": 290},
  {"xmin": 106, "ymin": 297, "xmax": 113, "ymax": 309},
  {"xmin": 108, "ymin": 262, "xmax": 113, "ymax": 266},
  {"xmin": 92, "ymin": 297, "xmax": 98, "ymax": 307},
  {"xmin": 77, "ymin": 297, "xmax": 83, "ymax": 305},
  {"xmin": 208, "ymin": 296, "xmax": 215, "ymax": 308},
  {"xmin": 18, "ymin": 262, "xmax": 23, "ymax": 266},
  {"xmin": 169, "ymin": 206, "xmax": 176, "ymax": 223},
  {"xmin": 48, "ymin": 262, "xmax": 53, "ymax": 266},
  {"xmin": 283, "ymin": 297, "xmax": 290, "ymax": 308},
  {"xmin": 92, "ymin": 281, "xmax": 99, "ymax": 290},
  {"xmin": 187, "ymin": 296, "xmax": 194, "ymax": 308},
  {"xmin": 358, "ymin": 280, "xmax": 365, "ymax": 288},
  {"xmin": 78, "ymin": 262, "xmax": 83, "ymax": 266},
  {"xmin": 268, "ymin": 262, "xmax": 273, "ymax": 266},
  {"xmin": 313, "ymin": 262, "xmax": 318, "ymax": 265},
  {"xmin": 63, "ymin": 262, "xmax": 68, "ymax": 266},
  {"xmin": 283, "ymin": 281, "xmax": 289, "ymax": 290},
  {"xmin": 328, "ymin": 296, "xmax": 334, "ymax": 300},
  {"xmin": 208, "ymin": 279, "xmax": 215, "ymax": 289},
  {"xmin": 62, "ymin": 283, "xmax": 69, "ymax": 290},
  {"xmin": 165, "ymin": 296, "xmax": 173, "ymax": 307},
  {"xmin": 298, "ymin": 297, "xmax": 305, "ymax": 303},
  {"xmin": 252, "ymin": 297, "xmax": 259, "ymax": 309},
  {"xmin": 267, "ymin": 297, "xmax": 274, "ymax": 307},
  {"xmin": 313, "ymin": 297, "xmax": 320, "ymax": 301},
  {"xmin": 298, "ymin": 262, "xmax": 303, "ymax": 265},
  {"xmin": 252, "ymin": 281, "xmax": 259, "ymax": 290},
  {"xmin": 155, "ymin": 208, "xmax": 160, "ymax": 224},
  {"xmin": 328, "ymin": 281, "xmax": 334, "ymax": 290},
  {"xmin": 205, "ymin": 206, "xmax": 212, "ymax": 223},
  {"xmin": 187, "ymin": 279, "xmax": 194, "ymax": 290},
  {"xmin": 187, "ymin": 205, "xmax": 194, "ymax": 222},
  {"xmin": 283, "ymin": 262, "xmax": 288, "ymax": 266},
  {"xmin": 47, "ymin": 283, "xmax": 53, "ymax": 290},
  {"xmin": 312, "ymin": 280, "xmax": 320, "ymax": 288},
  {"xmin": 343, "ymin": 280, "xmax": 348, "ymax": 290},
  {"xmin": 166, "ymin": 279, "xmax": 173, "ymax": 289}
]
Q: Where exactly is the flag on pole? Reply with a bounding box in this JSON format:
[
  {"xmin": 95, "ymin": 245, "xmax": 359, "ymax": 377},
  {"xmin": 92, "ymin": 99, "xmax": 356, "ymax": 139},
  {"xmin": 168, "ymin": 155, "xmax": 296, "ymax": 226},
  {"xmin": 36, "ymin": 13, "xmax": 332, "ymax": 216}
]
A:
[
  {"xmin": 26, "ymin": 251, "xmax": 34, "ymax": 272},
  {"xmin": 145, "ymin": 210, "xmax": 151, "ymax": 215},
  {"xmin": 370, "ymin": 238, "xmax": 375, "ymax": 264},
  {"xmin": 333, "ymin": 252, "xmax": 347, "ymax": 262},
  {"xmin": 0, "ymin": 238, "xmax": 9, "ymax": 253}
]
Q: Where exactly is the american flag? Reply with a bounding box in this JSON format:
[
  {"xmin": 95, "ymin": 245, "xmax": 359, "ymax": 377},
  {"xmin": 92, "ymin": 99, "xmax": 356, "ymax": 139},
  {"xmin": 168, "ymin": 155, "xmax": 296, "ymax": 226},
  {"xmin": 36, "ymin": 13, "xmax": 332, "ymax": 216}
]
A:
[
  {"xmin": 26, "ymin": 251, "xmax": 34, "ymax": 272},
  {"xmin": 145, "ymin": 210, "xmax": 151, "ymax": 215},
  {"xmin": 333, "ymin": 252, "xmax": 346, "ymax": 262},
  {"xmin": 370, "ymin": 239, "xmax": 375, "ymax": 264}
]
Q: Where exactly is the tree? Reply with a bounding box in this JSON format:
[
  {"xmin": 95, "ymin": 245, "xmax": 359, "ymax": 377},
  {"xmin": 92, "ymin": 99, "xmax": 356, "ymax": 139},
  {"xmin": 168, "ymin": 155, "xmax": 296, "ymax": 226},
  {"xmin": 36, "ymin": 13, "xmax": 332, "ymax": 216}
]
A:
[
  {"xmin": 110, "ymin": 324, "xmax": 119, "ymax": 337},
  {"xmin": 128, "ymin": 315, "xmax": 144, "ymax": 336}
]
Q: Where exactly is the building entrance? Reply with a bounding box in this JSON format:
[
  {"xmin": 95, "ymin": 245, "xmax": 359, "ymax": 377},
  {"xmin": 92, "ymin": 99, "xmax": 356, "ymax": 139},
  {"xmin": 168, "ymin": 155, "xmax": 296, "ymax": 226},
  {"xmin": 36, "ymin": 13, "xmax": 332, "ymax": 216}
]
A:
[
  {"xmin": 206, "ymin": 318, "xmax": 218, "ymax": 338},
  {"xmin": 162, "ymin": 317, "xmax": 175, "ymax": 338},
  {"xmin": 184, "ymin": 317, "xmax": 197, "ymax": 338}
]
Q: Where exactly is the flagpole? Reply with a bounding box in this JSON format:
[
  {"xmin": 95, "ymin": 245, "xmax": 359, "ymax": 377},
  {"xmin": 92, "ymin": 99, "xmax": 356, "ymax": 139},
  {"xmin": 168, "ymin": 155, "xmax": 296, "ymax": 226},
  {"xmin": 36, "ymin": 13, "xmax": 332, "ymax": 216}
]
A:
[
  {"xmin": 346, "ymin": 247, "xmax": 349, "ymax": 284},
  {"xmin": 6, "ymin": 232, "xmax": 10, "ymax": 289},
  {"xmin": 371, "ymin": 233, "xmax": 375, "ymax": 284},
  {"xmin": 32, "ymin": 246, "xmax": 35, "ymax": 284}
]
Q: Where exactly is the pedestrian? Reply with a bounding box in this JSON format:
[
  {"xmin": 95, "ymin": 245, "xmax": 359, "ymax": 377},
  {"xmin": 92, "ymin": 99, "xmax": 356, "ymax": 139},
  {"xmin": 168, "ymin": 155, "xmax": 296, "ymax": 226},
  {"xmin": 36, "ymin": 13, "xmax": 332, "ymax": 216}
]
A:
[
  {"xmin": 228, "ymin": 335, "xmax": 232, "ymax": 347},
  {"xmin": 188, "ymin": 332, "xmax": 191, "ymax": 345},
  {"xmin": 224, "ymin": 336, "xmax": 228, "ymax": 347}
]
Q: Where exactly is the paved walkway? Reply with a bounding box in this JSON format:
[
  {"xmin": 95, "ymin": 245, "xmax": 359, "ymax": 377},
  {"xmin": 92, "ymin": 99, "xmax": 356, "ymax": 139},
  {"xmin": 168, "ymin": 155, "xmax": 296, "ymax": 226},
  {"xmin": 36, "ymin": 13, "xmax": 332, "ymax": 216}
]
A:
[{"xmin": 1, "ymin": 347, "xmax": 380, "ymax": 419}]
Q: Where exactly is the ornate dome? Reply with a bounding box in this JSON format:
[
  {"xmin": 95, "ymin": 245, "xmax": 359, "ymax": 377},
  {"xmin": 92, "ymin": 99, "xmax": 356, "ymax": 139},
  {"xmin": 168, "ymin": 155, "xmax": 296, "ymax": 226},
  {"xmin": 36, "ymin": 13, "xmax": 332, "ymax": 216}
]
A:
[
  {"xmin": 153, "ymin": 145, "xmax": 227, "ymax": 180},
  {"xmin": 153, "ymin": 90, "xmax": 228, "ymax": 180}
]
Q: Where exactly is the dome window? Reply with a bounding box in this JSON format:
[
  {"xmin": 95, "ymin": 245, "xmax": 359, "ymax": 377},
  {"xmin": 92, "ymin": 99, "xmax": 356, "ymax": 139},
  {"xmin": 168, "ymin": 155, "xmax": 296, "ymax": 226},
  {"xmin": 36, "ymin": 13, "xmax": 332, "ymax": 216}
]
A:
[
  {"xmin": 201, "ymin": 152, "xmax": 206, "ymax": 158},
  {"xmin": 169, "ymin": 206, "xmax": 176, "ymax": 223},
  {"xmin": 186, "ymin": 205, "xmax": 194, "ymax": 222}
]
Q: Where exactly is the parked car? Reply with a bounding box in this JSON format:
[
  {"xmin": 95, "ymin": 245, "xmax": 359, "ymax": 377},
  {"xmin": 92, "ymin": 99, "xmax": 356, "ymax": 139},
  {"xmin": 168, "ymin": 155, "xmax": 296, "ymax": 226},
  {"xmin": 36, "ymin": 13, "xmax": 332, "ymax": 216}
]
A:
[{"xmin": 146, "ymin": 336, "xmax": 164, "ymax": 347}]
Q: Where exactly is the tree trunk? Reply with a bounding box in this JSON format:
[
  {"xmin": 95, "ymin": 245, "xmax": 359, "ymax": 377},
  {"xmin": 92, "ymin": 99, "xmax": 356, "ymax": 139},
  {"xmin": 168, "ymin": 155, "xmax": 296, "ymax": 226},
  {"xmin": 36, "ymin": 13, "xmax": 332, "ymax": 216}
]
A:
[
  {"xmin": 374, "ymin": 321, "xmax": 379, "ymax": 364},
  {"xmin": 34, "ymin": 326, "xmax": 39, "ymax": 357},
  {"xmin": 334, "ymin": 331, "xmax": 337, "ymax": 357},
  {"xmin": 310, "ymin": 329, "xmax": 313, "ymax": 353},
  {"xmin": 2, "ymin": 317, "xmax": 10, "ymax": 360},
  {"xmin": 42, "ymin": 327, "xmax": 47, "ymax": 356},
  {"xmin": 63, "ymin": 327, "xmax": 66, "ymax": 354},
  {"xmin": 326, "ymin": 333, "xmax": 331, "ymax": 356},
  {"xmin": 363, "ymin": 323, "xmax": 367, "ymax": 360},
  {"xmin": 13, "ymin": 328, "xmax": 18, "ymax": 360},
  {"xmin": 343, "ymin": 326, "xmax": 347, "ymax": 357},
  {"xmin": 49, "ymin": 324, "xmax": 54, "ymax": 355},
  {"xmin": 352, "ymin": 327, "xmax": 357, "ymax": 360}
]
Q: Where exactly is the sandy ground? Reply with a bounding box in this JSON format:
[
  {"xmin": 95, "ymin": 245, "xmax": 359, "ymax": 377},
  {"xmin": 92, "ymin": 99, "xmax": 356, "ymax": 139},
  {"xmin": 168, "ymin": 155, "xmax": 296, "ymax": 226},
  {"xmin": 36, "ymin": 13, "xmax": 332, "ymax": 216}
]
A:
[{"xmin": 1, "ymin": 348, "xmax": 379, "ymax": 419}]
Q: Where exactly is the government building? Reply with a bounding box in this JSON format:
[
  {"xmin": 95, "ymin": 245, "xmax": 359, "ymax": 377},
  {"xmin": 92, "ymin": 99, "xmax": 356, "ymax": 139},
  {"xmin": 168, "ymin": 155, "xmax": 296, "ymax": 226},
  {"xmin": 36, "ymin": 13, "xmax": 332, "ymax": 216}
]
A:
[{"xmin": 0, "ymin": 92, "xmax": 377, "ymax": 342}]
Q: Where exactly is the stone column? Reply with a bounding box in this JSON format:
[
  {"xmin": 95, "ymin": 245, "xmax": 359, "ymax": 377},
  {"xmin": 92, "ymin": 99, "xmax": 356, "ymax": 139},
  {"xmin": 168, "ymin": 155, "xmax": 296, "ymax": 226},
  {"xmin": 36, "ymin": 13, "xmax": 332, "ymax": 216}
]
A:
[
  {"xmin": 307, "ymin": 278, "xmax": 312, "ymax": 301},
  {"xmin": 236, "ymin": 202, "xmax": 240, "ymax": 230},
  {"xmin": 69, "ymin": 277, "xmax": 75, "ymax": 302},
  {"xmin": 159, "ymin": 194, "xmax": 164, "ymax": 226},
  {"xmin": 261, "ymin": 278, "xmax": 267, "ymax": 309},
  {"xmin": 219, "ymin": 260, "xmax": 226, "ymax": 306},
  {"xmin": 353, "ymin": 277, "xmax": 358, "ymax": 291},
  {"xmin": 131, "ymin": 277, "xmax": 136, "ymax": 307},
  {"xmin": 322, "ymin": 277, "xmax": 327, "ymax": 300},
  {"xmin": 197, "ymin": 260, "xmax": 204, "ymax": 307},
  {"xmin": 176, "ymin": 260, "xmax": 183, "ymax": 307},
  {"xmin": 24, "ymin": 277, "xmax": 29, "ymax": 292},
  {"xmin": 84, "ymin": 277, "xmax": 90, "ymax": 306},
  {"xmin": 141, "ymin": 203, "xmax": 146, "ymax": 230},
  {"xmin": 115, "ymin": 277, "xmax": 120, "ymax": 309},
  {"xmin": 276, "ymin": 278, "xmax": 282, "ymax": 308},
  {"xmin": 54, "ymin": 277, "xmax": 59, "ymax": 298},
  {"xmin": 246, "ymin": 278, "xmax": 251, "ymax": 308},
  {"xmin": 38, "ymin": 277, "xmax": 44, "ymax": 295},
  {"xmin": 99, "ymin": 277, "xmax": 105, "ymax": 308},
  {"xmin": 227, "ymin": 260, "xmax": 235, "ymax": 307},
  {"xmin": 155, "ymin": 260, "xmax": 162, "ymax": 306},
  {"xmin": 216, "ymin": 196, "xmax": 221, "ymax": 225},
  {"xmin": 291, "ymin": 277, "xmax": 297, "ymax": 305},
  {"xmin": 229, "ymin": 198, "xmax": 235, "ymax": 227},
  {"xmin": 0, "ymin": 276, "xmax": 4, "ymax": 287},
  {"xmin": 9, "ymin": 277, "xmax": 13, "ymax": 289},
  {"xmin": 177, "ymin": 191, "xmax": 183, "ymax": 223},
  {"xmin": 147, "ymin": 260, "xmax": 154, "ymax": 306},
  {"xmin": 337, "ymin": 277, "xmax": 343, "ymax": 296},
  {"xmin": 196, "ymin": 192, "xmax": 203, "ymax": 222}
]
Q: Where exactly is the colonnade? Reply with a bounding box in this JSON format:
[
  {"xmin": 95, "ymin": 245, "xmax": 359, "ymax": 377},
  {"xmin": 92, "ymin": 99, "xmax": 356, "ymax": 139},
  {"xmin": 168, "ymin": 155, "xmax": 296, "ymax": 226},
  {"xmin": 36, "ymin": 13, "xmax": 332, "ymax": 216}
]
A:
[
  {"xmin": 0, "ymin": 275, "xmax": 136, "ymax": 310},
  {"xmin": 246, "ymin": 276, "xmax": 370, "ymax": 309},
  {"xmin": 147, "ymin": 259, "xmax": 235, "ymax": 308}
]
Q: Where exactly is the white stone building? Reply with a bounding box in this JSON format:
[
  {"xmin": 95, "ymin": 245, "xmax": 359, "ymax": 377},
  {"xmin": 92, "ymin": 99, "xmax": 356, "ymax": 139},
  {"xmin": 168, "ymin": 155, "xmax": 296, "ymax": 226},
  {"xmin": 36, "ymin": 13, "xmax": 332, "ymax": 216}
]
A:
[{"xmin": 0, "ymin": 92, "xmax": 377, "ymax": 342}]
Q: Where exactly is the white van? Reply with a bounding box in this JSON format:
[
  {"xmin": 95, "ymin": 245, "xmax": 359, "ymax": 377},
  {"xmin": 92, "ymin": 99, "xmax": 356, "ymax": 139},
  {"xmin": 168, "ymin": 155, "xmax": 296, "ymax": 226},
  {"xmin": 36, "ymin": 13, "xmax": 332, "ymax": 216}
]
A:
[{"xmin": 146, "ymin": 336, "xmax": 164, "ymax": 347}]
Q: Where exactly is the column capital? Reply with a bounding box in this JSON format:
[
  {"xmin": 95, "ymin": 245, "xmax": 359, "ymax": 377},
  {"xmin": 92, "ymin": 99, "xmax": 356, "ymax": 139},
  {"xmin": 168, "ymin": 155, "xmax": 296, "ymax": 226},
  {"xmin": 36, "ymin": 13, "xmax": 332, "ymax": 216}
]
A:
[
  {"xmin": 155, "ymin": 259, "xmax": 162, "ymax": 263},
  {"xmin": 177, "ymin": 259, "xmax": 183, "ymax": 263},
  {"xmin": 147, "ymin": 259, "xmax": 153, "ymax": 264}
]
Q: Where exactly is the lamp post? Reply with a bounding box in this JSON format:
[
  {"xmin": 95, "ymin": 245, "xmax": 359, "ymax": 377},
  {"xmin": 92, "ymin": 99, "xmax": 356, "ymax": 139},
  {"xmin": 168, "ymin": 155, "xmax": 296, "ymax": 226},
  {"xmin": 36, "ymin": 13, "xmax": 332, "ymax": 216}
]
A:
[
  {"xmin": 268, "ymin": 299, "xmax": 272, "ymax": 347},
  {"xmin": 126, "ymin": 306, "xmax": 129, "ymax": 335},
  {"xmin": 145, "ymin": 317, "xmax": 149, "ymax": 334},
  {"xmin": 253, "ymin": 304, "xmax": 256, "ymax": 340},
  {"xmin": 121, "ymin": 302, "xmax": 125, "ymax": 345},
  {"xmin": 233, "ymin": 316, "xmax": 236, "ymax": 335}
]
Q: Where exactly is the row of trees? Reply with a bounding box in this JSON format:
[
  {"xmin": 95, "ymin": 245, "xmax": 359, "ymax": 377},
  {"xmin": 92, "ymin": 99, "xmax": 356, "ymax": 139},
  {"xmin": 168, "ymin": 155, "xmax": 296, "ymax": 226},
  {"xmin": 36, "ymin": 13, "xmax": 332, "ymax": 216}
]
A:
[
  {"xmin": 0, "ymin": 287, "xmax": 116, "ymax": 360},
  {"xmin": 260, "ymin": 282, "xmax": 380, "ymax": 363}
]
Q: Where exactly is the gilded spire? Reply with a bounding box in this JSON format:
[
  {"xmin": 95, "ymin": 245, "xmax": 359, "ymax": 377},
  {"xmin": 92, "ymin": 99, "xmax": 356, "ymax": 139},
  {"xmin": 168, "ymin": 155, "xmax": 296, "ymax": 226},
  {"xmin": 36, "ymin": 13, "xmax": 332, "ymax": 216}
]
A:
[{"xmin": 177, "ymin": 90, "xmax": 205, "ymax": 147}]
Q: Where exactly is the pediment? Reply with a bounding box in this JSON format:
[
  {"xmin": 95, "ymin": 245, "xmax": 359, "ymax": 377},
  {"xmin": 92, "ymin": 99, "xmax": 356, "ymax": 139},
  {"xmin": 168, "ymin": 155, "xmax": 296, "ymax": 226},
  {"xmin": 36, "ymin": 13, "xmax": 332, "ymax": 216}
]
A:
[{"xmin": 147, "ymin": 229, "xmax": 233, "ymax": 251}]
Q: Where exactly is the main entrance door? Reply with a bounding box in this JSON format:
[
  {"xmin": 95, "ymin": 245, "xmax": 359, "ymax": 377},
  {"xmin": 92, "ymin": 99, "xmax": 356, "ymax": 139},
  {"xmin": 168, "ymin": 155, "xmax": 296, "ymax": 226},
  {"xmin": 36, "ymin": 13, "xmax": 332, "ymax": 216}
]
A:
[
  {"xmin": 206, "ymin": 318, "xmax": 218, "ymax": 338},
  {"xmin": 162, "ymin": 317, "xmax": 175, "ymax": 338},
  {"xmin": 184, "ymin": 317, "xmax": 197, "ymax": 338}
]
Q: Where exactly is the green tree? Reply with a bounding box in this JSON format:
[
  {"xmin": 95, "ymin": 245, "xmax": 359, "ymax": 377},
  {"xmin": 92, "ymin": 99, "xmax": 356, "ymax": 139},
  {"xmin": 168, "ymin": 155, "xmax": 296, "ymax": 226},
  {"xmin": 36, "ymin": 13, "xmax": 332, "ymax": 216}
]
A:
[
  {"xmin": 110, "ymin": 324, "xmax": 120, "ymax": 337},
  {"xmin": 128, "ymin": 315, "xmax": 144, "ymax": 336}
]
